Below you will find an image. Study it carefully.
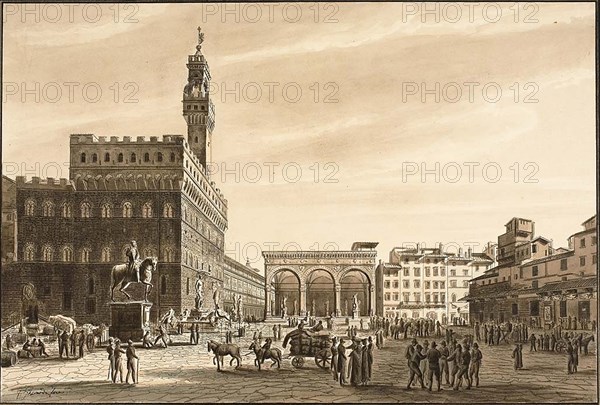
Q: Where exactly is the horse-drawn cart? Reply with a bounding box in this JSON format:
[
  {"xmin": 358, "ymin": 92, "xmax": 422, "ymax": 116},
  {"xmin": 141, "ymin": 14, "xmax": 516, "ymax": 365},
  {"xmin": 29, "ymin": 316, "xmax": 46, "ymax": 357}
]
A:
[{"xmin": 282, "ymin": 329, "xmax": 332, "ymax": 369}]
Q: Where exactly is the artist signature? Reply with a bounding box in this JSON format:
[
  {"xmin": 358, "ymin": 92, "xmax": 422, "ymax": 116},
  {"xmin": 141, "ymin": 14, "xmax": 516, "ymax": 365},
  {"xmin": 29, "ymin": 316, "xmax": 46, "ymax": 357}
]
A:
[{"xmin": 16, "ymin": 386, "xmax": 65, "ymax": 399}]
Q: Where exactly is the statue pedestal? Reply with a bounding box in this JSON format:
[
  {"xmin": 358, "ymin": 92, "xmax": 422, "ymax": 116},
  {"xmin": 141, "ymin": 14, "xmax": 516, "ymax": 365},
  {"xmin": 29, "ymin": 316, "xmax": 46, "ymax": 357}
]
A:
[
  {"xmin": 109, "ymin": 301, "xmax": 152, "ymax": 341},
  {"xmin": 352, "ymin": 309, "xmax": 359, "ymax": 320}
]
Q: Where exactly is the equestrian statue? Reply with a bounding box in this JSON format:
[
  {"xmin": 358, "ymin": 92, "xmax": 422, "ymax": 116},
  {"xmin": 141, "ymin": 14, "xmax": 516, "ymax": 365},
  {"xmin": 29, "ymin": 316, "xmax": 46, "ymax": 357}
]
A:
[{"xmin": 110, "ymin": 240, "xmax": 158, "ymax": 302}]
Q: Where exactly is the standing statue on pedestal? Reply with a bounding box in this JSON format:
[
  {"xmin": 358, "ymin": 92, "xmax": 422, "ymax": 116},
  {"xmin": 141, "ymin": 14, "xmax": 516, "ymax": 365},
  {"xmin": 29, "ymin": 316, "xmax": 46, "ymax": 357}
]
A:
[
  {"xmin": 194, "ymin": 275, "xmax": 204, "ymax": 310},
  {"xmin": 293, "ymin": 300, "xmax": 297, "ymax": 316},
  {"xmin": 281, "ymin": 296, "xmax": 288, "ymax": 318},
  {"xmin": 236, "ymin": 295, "xmax": 243, "ymax": 321},
  {"xmin": 311, "ymin": 300, "xmax": 316, "ymax": 317}
]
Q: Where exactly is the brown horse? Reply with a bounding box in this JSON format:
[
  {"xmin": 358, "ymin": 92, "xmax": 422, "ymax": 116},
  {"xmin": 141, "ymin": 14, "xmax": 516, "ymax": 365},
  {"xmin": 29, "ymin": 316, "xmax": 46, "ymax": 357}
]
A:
[
  {"xmin": 110, "ymin": 257, "xmax": 158, "ymax": 301},
  {"xmin": 249, "ymin": 340, "xmax": 282, "ymax": 370},
  {"xmin": 207, "ymin": 340, "xmax": 242, "ymax": 371}
]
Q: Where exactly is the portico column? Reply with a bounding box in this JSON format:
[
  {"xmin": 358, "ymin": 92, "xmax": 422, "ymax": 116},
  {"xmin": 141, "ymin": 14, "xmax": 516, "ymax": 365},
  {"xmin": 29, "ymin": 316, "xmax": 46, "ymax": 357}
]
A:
[
  {"xmin": 335, "ymin": 284, "xmax": 342, "ymax": 317},
  {"xmin": 369, "ymin": 285, "xmax": 376, "ymax": 317},
  {"xmin": 265, "ymin": 282, "xmax": 271, "ymax": 318},
  {"xmin": 300, "ymin": 282, "xmax": 307, "ymax": 317}
]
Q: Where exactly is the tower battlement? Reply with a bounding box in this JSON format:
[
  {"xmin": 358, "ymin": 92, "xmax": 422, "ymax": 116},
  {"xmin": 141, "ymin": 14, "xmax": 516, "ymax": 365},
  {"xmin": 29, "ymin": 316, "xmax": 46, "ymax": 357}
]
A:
[{"xmin": 16, "ymin": 176, "xmax": 74, "ymax": 190}]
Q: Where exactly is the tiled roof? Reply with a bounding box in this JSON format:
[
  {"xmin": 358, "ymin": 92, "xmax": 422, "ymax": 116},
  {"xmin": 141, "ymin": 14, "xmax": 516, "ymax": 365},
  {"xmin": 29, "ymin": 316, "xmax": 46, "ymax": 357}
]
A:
[
  {"xmin": 536, "ymin": 277, "xmax": 597, "ymax": 293},
  {"xmin": 519, "ymin": 251, "xmax": 573, "ymax": 267},
  {"xmin": 462, "ymin": 282, "xmax": 513, "ymax": 301}
]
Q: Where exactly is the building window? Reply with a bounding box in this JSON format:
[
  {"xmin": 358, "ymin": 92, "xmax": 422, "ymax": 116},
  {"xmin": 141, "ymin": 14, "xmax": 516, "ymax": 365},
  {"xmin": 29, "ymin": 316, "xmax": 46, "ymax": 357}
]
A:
[
  {"xmin": 580, "ymin": 256, "xmax": 586, "ymax": 266},
  {"xmin": 403, "ymin": 268, "xmax": 409, "ymax": 277},
  {"xmin": 92, "ymin": 153, "xmax": 98, "ymax": 163},
  {"xmin": 580, "ymin": 238, "xmax": 586, "ymax": 248},
  {"xmin": 450, "ymin": 269, "xmax": 456, "ymax": 277},
  {"xmin": 441, "ymin": 293, "xmax": 446, "ymax": 302},
  {"xmin": 451, "ymin": 293, "xmax": 457, "ymax": 303},
  {"xmin": 440, "ymin": 268, "xmax": 446, "ymax": 277},
  {"xmin": 170, "ymin": 152, "xmax": 176, "ymax": 162},
  {"xmin": 384, "ymin": 281, "xmax": 390, "ymax": 289},
  {"xmin": 25, "ymin": 200, "xmax": 36, "ymax": 216},
  {"xmin": 530, "ymin": 301, "xmax": 539, "ymax": 316},
  {"xmin": 425, "ymin": 294, "xmax": 431, "ymax": 303},
  {"xmin": 560, "ymin": 258, "xmax": 568, "ymax": 270},
  {"xmin": 186, "ymin": 278, "xmax": 190, "ymax": 295},
  {"xmin": 42, "ymin": 201, "xmax": 55, "ymax": 217},
  {"xmin": 532, "ymin": 266, "xmax": 538, "ymax": 277},
  {"xmin": 593, "ymin": 254, "xmax": 597, "ymax": 265},
  {"xmin": 463, "ymin": 269, "xmax": 469, "ymax": 276},
  {"xmin": 42, "ymin": 246, "xmax": 54, "ymax": 261},
  {"xmin": 122, "ymin": 202, "xmax": 133, "ymax": 218},
  {"xmin": 414, "ymin": 293, "xmax": 421, "ymax": 303},
  {"xmin": 80, "ymin": 202, "xmax": 91, "ymax": 218},
  {"xmin": 403, "ymin": 293, "xmax": 409, "ymax": 303},
  {"xmin": 161, "ymin": 275, "xmax": 167, "ymax": 295},
  {"xmin": 57, "ymin": 207, "xmax": 73, "ymax": 227},
  {"xmin": 63, "ymin": 292, "xmax": 72, "ymax": 311},
  {"xmin": 393, "ymin": 293, "xmax": 399, "ymax": 301},
  {"xmin": 433, "ymin": 281, "xmax": 438, "ymax": 289},
  {"xmin": 80, "ymin": 153, "xmax": 86, "ymax": 163},
  {"xmin": 425, "ymin": 281, "xmax": 430, "ymax": 289},
  {"xmin": 425, "ymin": 267, "xmax": 430, "ymax": 277},
  {"xmin": 450, "ymin": 280, "xmax": 457, "ymax": 288},
  {"xmin": 592, "ymin": 236, "xmax": 597, "ymax": 246},
  {"xmin": 24, "ymin": 245, "xmax": 35, "ymax": 261},
  {"xmin": 440, "ymin": 281, "xmax": 445, "ymax": 289},
  {"xmin": 414, "ymin": 268, "xmax": 420, "ymax": 277},
  {"xmin": 144, "ymin": 153, "xmax": 150, "ymax": 162},
  {"xmin": 142, "ymin": 202, "xmax": 153, "ymax": 218},
  {"xmin": 131, "ymin": 153, "xmax": 137, "ymax": 163},
  {"xmin": 86, "ymin": 298, "xmax": 96, "ymax": 314},
  {"xmin": 118, "ymin": 153, "xmax": 124, "ymax": 163},
  {"xmin": 101, "ymin": 203, "xmax": 112, "ymax": 218},
  {"xmin": 104, "ymin": 152, "xmax": 110, "ymax": 162},
  {"xmin": 81, "ymin": 248, "xmax": 91, "ymax": 263},
  {"xmin": 393, "ymin": 281, "xmax": 398, "ymax": 289},
  {"xmin": 403, "ymin": 280, "xmax": 409, "ymax": 288},
  {"xmin": 413, "ymin": 280, "xmax": 420, "ymax": 288},
  {"xmin": 532, "ymin": 280, "xmax": 538, "ymax": 289},
  {"xmin": 385, "ymin": 293, "xmax": 391, "ymax": 301},
  {"xmin": 88, "ymin": 278, "xmax": 95, "ymax": 295},
  {"xmin": 560, "ymin": 301, "xmax": 567, "ymax": 318},
  {"xmin": 433, "ymin": 293, "xmax": 439, "ymax": 303},
  {"xmin": 163, "ymin": 203, "xmax": 174, "ymax": 218},
  {"xmin": 157, "ymin": 152, "xmax": 163, "ymax": 162},
  {"xmin": 101, "ymin": 247, "xmax": 111, "ymax": 262},
  {"xmin": 512, "ymin": 303, "xmax": 518, "ymax": 315},
  {"xmin": 62, "ymin": 246, "xmax": 73, "ymax": 262},
  {"xmin": 433, "ymin": 267, "xmax": 438, "ymax": 276},
  {"xmin": 532, "ymin": 244, "xmax": 537, "ymax": 254}
]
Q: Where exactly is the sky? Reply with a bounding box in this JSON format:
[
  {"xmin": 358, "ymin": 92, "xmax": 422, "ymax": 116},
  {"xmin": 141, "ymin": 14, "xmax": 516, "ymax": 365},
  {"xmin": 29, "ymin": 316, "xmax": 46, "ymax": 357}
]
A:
[{"xmin": 2, "ymin": 3, "xmax": 597, "ymax": 272}]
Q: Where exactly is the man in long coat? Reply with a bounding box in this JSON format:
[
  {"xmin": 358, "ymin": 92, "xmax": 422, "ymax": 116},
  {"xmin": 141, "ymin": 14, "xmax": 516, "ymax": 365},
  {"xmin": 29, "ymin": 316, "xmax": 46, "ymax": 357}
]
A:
[
  {"xmin": 348, "ymin": 341, "xmax": 363, "ymax": 386},
  {"xmin": 330, "ymin": 337, "xmax": 339, "ymax": 381},
  {"xmin": 337, "ymin": 339, "xmax": 348, "ymax": 385},
  {"xmin": 361, "ymin": 338, "xmax": 370, "ymax": 385}
]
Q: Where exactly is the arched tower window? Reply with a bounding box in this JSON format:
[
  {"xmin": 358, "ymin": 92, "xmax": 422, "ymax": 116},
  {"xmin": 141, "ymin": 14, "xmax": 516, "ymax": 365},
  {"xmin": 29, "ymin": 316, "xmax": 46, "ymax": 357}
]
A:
[
  {"xmin": 130, "ymin": 153, "xmax": 136, "ymax": 163},
  {"xmin": 42, "ymin": 201, "xmax": 54, "ymax": 217},
  {"xmin": 24, "ymin": 244, "xmax": 35, "ymax": 261},
  {"xmin": 92, "ymin": 153, "xmax": 98, "ymax": 163},
  {"xmin": 101, "ymin": 247, "xmax": 112, "ymax": 262},
  {"xmin": 104, "ymin": 153, "xmax": 110, "ymax": 162},
  {"xmin": 144, "ymin": 153, "xmax": 150, "ymax": 162},
  {"xmin": 81, "ymin": 153, "xmax": 86, "ymax": 163},
  {"xmin": 25, "ymin": 199, "xmax": 36, "ymax": 216},
  {"xmin": 62, "ymin": 246, "xmax": 73, "ymax": 262},
  {"xmin": 42, "ymin": 245, "xmax": 54, "ymax": 262},
  {"xmin": 157, "ymin": 152, "xmax": 163, "ymax": 162},
  {"xmin": 163, "ymin": 203, "xmax": 173, "ymax": 218},
  {"xmin": 164, "ymin": 247, "xmax": 173, "ymax": 262},
  {"xmin": 81, "ymin": 248, "xmax": 91, "ymax": 263},
  {"xmin": 142, "ymin": 202, "xmax": 153, "ymax": 218},
  {"xmin": 122, "ymin": 202, "xmax": 133, "ymax": 218},
  {"xmin": 118, "ymin": 153, "xmax": 124, "ymax": 163},
  {"xmin": 101, "ymin": 203, "xmax": 112, "ymax": 218},
  {"xmin": 80, "ymin": 202, "xmax": 91, "ymax": 218},
  {"xmin": 62, "ymin": 203, "xmax": 72, "ymax": 218},
  {"xmin": 170, "ymin": 152, "xmax": 176, "ymax": 162}
]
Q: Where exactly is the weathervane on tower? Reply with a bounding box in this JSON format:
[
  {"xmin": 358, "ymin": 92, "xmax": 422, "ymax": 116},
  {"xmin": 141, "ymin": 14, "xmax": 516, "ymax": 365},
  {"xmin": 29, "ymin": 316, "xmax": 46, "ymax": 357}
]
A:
[{"xmin": 196, "ymin": 26, "xmax": 204, "ymax": 55}]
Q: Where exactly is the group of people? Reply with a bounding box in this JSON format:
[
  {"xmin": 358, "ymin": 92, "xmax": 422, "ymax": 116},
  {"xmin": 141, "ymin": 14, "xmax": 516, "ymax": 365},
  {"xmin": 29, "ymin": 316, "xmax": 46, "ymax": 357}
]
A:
[
  {"xmin": 106, "ymin": 337, "xmax": 139, "ymax": 384},
  {"xmin": 58, "ymin": 330, "xmax": 87, "ymax": 359},
  {"xmin": 331, "ymin": 336, "xmax": 374, "ymax": 386},
  {"xmin": 20, "ymin": 337, "xmax": 49, "ymax": 358},
  {"xmin": 405, "ymin": 338, "xmax": 483, "ymax": 391}
]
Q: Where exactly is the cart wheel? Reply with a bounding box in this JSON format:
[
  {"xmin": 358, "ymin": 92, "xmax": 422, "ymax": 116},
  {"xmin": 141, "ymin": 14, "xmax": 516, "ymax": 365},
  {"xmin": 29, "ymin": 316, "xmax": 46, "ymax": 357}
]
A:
[
  {"xmin": 291, "ymin": 356, "xmax": 305, "ymax": 368},
  {"xmin": 315, "ymin": 350, "xmax": 331, "ymax": 369}
]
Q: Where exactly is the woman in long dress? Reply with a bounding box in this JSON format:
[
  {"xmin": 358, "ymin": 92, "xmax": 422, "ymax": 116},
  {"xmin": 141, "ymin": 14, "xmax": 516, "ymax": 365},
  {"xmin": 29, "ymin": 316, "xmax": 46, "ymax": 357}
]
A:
[{"xmin": 511, "ymin": 343, "xmax": 523, "ymax": 370}]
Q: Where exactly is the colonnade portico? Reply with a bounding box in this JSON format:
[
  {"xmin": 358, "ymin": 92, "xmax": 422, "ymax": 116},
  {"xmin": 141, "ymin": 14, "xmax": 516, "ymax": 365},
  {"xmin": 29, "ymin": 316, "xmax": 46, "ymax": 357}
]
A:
[{"xmin": 263, "ymin": 243, "xmax": 378, "ymax": 319}]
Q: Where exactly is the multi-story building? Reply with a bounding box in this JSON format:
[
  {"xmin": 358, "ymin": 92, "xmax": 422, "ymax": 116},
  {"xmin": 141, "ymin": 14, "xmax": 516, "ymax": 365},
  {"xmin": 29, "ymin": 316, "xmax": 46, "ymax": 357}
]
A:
[
  {"xmin": 376, "ymin": 245, "xmax": 493, "ymax": 323},
  {"xmin": 465, "ymin": 215, "xmax": 597, "ymax": 327},
  {"xmin": 0, "ymin": 30, "xmax": 250, "ymax": 326},
  {"xmin": 222, "ymin": 256, "xmax": 265, "ymax": 321},
  {"xmin": 2, "ymin": 176, "xmax": 17, "ymax": 266}
]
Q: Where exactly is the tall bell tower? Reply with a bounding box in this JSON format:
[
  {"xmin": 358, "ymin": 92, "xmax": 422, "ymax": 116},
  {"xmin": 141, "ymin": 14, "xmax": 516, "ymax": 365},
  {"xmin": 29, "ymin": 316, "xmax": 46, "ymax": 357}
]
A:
[{"xmin": 182, "ymin": 27, "xmax": 215, "ymax": 168}]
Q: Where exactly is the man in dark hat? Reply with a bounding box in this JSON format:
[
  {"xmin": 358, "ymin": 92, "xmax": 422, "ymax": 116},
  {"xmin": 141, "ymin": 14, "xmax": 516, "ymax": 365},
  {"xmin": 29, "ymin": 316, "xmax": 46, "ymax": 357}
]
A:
[
  {"xmin": 406, "ymin": 343, "xmax": 426, "ymax": 390},
  {"xmin": 337, "ymin": 339, "xmax": 348, "ymax": 385},
  {"xmin": 469, "ymin": 342, "xmax": 483, "ymax": 387},
  {"xmin": 426, "ymin": 341, "xmax": 442, "ymax": 391}
]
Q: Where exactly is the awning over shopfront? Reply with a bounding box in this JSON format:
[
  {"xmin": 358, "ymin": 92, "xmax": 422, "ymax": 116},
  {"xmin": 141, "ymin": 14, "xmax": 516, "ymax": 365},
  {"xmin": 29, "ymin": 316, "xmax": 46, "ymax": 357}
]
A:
[{"xmin": 535, "ymin": 276, "xmax": 597, "ymax": 294}]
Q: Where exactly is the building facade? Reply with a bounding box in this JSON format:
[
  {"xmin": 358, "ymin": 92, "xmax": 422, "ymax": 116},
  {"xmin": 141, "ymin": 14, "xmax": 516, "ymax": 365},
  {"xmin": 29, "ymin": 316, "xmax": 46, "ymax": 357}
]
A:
[
  {"xmin": 263, "ymin": 243, "xmax": 378, "ymax": 319},
  {"xmin": 0, "ymin": 30, "xmax": 251, "ymax": 326},
  {"xmin": 376, "ymin": 245, "xmax": 493, "ymax": 323},
  {"xmin": 465, "ymin": 215, "xmax": 597, "ymax": 327},
  {"xmin": 222, "ymin": 256, "xmax": 265, "ymax": 321},
  {"xmin": 2, "ymin": 176, "xmax": 17, "ymax": 266}
]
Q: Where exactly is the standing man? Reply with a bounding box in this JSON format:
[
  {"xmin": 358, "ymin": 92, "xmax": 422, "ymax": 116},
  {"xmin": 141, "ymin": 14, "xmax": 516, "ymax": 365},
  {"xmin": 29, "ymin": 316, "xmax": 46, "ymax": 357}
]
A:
[
  {"xmin": 406, "ymin": 344, "xmax": 426, "ymax": 390},
  {"xmin": 106, "ymin": 338, "xmax": 115, "ymax": 381},
  {"xmin": 272, "ymin": 324, "xmax": 278, "ymax": 341},
  {"xmin": 426, "ymin": 341, "xmax": 442, "ymax": 391},
  {"xmin": 277, "ymin": 324, "xmax": 282, "ymax": 341},
  {"xmin": 60, "ymin": 331, "xmax": 70, "ymax": 359},
  {"xmin": 126, "ymin": 340, "xmax": 139, "ymax": 384},
  {"xmin": 469, "ymin": 342, "xmax": 483, "ymax": 387},
  {"xmin": 126, "ymin": 240, "xmax": 141, "ymax": 283},
  {"xmin": 78, "ymin": 330, "xmax": 85, "ymax": 359},
  {"xmin": 113, "ymin": 339, "xmax": 126, "ymax": 383},
  {"xmin": 453, "ymin": 344, "xmax": 472, "ymax": 390},
  {"xmin": 189, "ymin": 323, "xmax": 195, "ymax": 345},
  {"xmin": 512, "ymin": 343, "xmax": 523, "ymax": 370},
  {"xmin": 195, "ymin": 323, "xmax": 200, "ymax": 345},
  {"xmin": 69, "ymin": 331, "xmax": 76, "ymax": 357},
  {"xmin": 529, "ymin": 333, "xmax": 537, "ymax": 352},
  {"xmin": 331, "ymin": 337, "xmax": 339, "ymax": 381},
  {"xmin": 439, "ymin": 340, "xmax": 450, "ymax": 386},
  {"xmin": 337, "ymin": 339, "xmax": 348, "ymax": 385}
]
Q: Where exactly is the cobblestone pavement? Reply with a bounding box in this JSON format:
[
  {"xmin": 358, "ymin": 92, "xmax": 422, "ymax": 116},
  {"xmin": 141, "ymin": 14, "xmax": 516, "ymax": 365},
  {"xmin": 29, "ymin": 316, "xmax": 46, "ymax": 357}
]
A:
[{"xmin": 1, "ymin": 326, "xmax": 597, "ymax": 403}]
